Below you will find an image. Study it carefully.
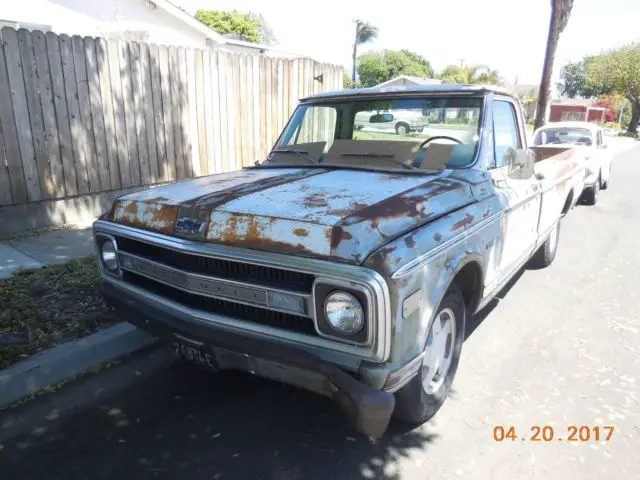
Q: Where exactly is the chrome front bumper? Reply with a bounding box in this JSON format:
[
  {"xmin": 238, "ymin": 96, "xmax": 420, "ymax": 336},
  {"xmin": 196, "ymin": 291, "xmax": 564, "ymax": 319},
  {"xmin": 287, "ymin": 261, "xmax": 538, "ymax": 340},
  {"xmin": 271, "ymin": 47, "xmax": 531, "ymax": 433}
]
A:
[{"xmin": 102, "ymin": 281, "xmax": 396, "ymax": 439}]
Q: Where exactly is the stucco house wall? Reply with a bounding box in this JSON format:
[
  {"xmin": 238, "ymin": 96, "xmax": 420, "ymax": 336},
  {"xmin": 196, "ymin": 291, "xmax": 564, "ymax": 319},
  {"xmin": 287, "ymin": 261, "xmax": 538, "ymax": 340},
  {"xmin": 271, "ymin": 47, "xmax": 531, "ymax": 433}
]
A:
[{"xmin": 0, "ymin": 0, "xmax": 207, "ymax": 47}]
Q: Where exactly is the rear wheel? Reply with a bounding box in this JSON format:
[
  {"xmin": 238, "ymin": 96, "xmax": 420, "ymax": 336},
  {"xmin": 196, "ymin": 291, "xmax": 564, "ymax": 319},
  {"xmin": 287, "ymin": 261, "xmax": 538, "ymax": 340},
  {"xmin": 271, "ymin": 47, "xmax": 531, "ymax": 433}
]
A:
[
  {"xmin": 601, "ymin": 168, "xmax": 610, "ymax": 190},
  {"xmin": 528, "ymin": 220, "xmax": 561, "ymax": 270},
  {"xmin": 583, "ymin": 174, "xmax": 601, "ymax": 205},
  {"xmin": 394, "ymin": 284, "xmax": 466, "ymax": 425}
]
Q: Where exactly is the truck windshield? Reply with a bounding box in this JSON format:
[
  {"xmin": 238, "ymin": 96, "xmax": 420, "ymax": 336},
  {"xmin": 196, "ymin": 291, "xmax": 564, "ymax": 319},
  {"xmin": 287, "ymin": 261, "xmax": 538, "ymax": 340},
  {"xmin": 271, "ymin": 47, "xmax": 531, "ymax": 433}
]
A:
[
  {"xmin": 262, "ymin": 95, "xmax": 484, "ymax": 172},
  {"xmin": 534, "ymin": 127, "xmax": 593, "ymax": 146}
]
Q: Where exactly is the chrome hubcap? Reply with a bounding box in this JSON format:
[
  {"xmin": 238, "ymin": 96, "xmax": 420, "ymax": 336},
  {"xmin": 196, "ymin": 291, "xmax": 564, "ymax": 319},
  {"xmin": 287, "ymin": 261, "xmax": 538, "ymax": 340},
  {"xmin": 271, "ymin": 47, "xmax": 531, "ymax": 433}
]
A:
[{"xmin": 421, "ymin": 308, "xmax": 456, "ymax": 395}]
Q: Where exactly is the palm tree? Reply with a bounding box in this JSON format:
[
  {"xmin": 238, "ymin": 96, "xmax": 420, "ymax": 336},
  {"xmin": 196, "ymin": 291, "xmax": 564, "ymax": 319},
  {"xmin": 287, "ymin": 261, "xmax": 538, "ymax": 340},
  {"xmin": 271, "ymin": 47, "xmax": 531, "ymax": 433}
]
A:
[
  {"xmin": 534, "ymin": 0, "xmax": 574, "ymax": 130},
  {"xmin": 352, "ymin": 20, "xmax": 378, "ymax": 83},
  {"xmin": 439, "ymin": 64, "xmax": 502, "ymax": 85}
]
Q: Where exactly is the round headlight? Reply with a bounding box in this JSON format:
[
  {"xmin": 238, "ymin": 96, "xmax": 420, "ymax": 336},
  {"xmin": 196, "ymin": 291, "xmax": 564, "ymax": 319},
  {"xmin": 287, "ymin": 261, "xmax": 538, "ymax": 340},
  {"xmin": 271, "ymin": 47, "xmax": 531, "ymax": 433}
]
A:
[
  {"xmin": 324, "ymin": 291, "xmax": 364, "ymax": 335},
  {"xmin": 100, "ymin": 240, "xmax": 118, "ymax": 271}
]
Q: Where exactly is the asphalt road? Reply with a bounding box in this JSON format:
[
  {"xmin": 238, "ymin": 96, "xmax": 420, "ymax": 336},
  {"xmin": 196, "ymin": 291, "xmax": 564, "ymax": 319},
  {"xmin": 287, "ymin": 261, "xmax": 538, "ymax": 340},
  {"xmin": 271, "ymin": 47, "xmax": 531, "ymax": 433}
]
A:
[{"xmin": 1, "ymin": 144, "xmax": 639, "ymax": 480}]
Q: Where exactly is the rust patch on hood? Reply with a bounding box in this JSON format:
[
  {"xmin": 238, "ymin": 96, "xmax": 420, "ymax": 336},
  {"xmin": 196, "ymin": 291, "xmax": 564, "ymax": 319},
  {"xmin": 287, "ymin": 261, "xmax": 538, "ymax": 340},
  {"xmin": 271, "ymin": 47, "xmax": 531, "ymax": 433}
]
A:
[
  {"xmin": 112, "ymin": 200, "xmax": 179, "ymax": 234},
  {"xmin": 338, "ymin": 180, "xmax": 461, "ymax": 227},
  {"xmin": 293, "ymin": 228, "xmax": 309, "ymax": 237},
  {"xmin": 191, "ymin": 169, "xmax": 328, "ymax": 209},
  {"xmin": 303, "ymin": 193, "xmax": 328, "ymax": 208},
  {"xmin": 207, "ymin": 212, "xmax": 332, "ymax": 260},
  {"xmin": 404, "ymin": 236, "xmax": 416, "ymax": 248},
  {"xmin": 452, "ymin": 214, "xmax": 474, "ymax": 231},
  {"xmin": 329, "ymin": 226, "xmax": 354, "ymax": 250}
]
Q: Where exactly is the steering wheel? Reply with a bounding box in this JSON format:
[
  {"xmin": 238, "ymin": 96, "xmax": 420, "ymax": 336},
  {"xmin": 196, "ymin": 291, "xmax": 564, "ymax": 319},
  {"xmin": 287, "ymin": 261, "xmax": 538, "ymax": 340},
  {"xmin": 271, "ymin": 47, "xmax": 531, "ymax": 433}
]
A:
[{"xmin": 418, "ymin": 135, "xmax": 463, "ymax": 149}]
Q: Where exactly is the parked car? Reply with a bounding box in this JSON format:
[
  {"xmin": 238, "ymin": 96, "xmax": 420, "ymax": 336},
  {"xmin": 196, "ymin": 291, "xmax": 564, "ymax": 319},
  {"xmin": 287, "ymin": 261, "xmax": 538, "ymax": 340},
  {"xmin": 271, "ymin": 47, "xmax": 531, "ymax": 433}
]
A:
[
  {"xmin": 93, "ymin": 85, "xmax": 585, "ymax": 439},
  {"xmin": 354, "ymin": 109, "xmax": 428, "ymax": 134},
  {"xmin": 533, "ymin": 121, "xmax": 612, "ymax": 205}
]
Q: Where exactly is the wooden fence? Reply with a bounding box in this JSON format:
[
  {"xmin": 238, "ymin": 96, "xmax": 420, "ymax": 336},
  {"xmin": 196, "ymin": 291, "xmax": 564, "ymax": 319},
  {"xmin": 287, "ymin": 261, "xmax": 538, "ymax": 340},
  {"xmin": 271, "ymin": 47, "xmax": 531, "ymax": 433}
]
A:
[{"xmin": 0, "ymin": 27, "xmax": 343, "ymax": 206}]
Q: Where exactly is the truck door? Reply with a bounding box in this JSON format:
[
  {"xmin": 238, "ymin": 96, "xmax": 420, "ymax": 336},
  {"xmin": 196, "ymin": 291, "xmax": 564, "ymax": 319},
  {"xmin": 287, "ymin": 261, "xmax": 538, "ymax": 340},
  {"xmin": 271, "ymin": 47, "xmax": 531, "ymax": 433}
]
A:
[{"xmin": 490, "ymin": 99, "xmax": 541, "ymax": 282}]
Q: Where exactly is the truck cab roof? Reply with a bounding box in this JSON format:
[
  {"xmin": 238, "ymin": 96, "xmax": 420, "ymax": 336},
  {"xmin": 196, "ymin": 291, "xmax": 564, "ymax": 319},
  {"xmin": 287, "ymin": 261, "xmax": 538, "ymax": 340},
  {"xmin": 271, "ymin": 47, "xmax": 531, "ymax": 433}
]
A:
[{"xmin": 300, "ymin": 84, "xmax": 520, "ymax": 102}]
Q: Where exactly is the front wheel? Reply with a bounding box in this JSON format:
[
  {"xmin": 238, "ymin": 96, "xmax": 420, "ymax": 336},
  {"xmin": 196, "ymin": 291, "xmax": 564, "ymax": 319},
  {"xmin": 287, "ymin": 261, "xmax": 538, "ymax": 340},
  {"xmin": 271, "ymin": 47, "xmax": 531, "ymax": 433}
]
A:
[
  {"xmin": 395, "ymin": 122, "xmax": 410, "ymax": 135},
  {"xmin": 393, "ymin": 284, "xmax": 466, "ymax": 425}
]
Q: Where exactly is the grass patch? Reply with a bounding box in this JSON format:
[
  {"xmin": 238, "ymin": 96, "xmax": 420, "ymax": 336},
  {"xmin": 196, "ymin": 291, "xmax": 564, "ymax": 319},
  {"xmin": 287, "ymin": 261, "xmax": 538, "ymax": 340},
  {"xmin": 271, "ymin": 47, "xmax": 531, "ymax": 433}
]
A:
[
  {"xmin": 353, "ymin": 131, "xmax": 431, "ymax": 141},
  {"xmin": 0, "ymin": 256, "xmax": 119, "ymax": 369}
]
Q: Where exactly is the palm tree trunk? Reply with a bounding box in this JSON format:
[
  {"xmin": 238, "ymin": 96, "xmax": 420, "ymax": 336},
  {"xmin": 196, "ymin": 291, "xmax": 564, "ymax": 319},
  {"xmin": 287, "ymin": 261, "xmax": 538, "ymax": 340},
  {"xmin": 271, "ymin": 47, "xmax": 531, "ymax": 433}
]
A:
[
  {"xmin": 534, "ymin": 0, "xmax": 561, "ymax": 131},
  {"xmin": 352, "ymin": 42, "xmax": 358, "ymax": 83}
]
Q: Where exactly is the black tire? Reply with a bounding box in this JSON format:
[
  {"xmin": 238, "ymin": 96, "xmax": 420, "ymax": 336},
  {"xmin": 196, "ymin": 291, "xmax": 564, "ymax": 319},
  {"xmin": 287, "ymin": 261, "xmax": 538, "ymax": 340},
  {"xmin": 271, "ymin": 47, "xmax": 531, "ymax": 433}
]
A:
[
  {"xmin": 395, "ymin": 122, "xmax": 410, "ymax": 135},
  {"xmin": 601, "ymin": 170, "xmax": 610, "ymax": 190},
  {"xmin": 527, "ymin": 220, "xmax": 561, "ymax": 270},
  {"xmin": 582, "ymin": 175, "xmax": 600, "ymax": 205},
  {"xmin": 393, "ymin": 283, "xmax": 466, "ymax": 425}
]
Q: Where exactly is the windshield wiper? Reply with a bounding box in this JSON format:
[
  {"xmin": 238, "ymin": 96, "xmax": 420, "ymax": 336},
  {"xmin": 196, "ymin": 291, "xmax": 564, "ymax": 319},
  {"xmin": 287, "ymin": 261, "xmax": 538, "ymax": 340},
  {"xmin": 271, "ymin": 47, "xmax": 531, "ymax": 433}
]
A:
[
  {"xmin": 269, "ymin": 148, "xmax": 320, "ymax": 164},
  {"xmin": 340, "ymin": 152, "xmax": 416, "ymax": 170}
]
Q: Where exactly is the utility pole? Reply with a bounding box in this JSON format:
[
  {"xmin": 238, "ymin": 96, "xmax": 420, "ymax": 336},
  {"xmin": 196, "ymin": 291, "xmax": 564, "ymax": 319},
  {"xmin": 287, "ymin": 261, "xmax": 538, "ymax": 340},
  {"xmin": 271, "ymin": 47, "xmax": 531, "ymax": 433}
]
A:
[{"xmin": 618, "ymin": 103, "xmax": 625, "ymax": 130}]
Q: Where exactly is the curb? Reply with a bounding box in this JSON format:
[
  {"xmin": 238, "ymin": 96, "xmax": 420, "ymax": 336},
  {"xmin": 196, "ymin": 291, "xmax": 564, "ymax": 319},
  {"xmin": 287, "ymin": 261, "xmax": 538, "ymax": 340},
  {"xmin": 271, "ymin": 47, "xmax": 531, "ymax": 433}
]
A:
[{"xmin": 0, "ymin": 323, "xmax": 158, "ymax": 408}]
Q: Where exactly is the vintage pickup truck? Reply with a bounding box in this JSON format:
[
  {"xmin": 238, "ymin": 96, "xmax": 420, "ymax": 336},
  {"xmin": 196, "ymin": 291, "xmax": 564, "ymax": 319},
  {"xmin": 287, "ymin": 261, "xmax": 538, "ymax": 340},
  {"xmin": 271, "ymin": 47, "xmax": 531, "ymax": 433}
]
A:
[{"xmin": 93, "ymin": 85, "xmax": 585, "ymax": 439}]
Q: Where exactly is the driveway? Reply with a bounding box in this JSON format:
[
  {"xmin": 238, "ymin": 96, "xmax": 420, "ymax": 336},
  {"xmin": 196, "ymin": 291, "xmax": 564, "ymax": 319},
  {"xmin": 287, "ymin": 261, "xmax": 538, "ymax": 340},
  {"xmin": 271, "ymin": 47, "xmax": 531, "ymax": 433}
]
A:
[{"xmin": 1, "ymin": 146, "xmax": 639, "ymax": 480}]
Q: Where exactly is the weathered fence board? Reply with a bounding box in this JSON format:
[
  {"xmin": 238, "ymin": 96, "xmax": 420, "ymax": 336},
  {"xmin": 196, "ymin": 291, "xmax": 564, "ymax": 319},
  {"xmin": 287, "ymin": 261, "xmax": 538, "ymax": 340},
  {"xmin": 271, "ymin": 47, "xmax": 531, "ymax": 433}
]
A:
[
  {"xmin": 4, "ymin": 28, "xmax": 41, "ymax": 201},
  {"xmin": 95, "ymin": 38, "xmax": 120, "ymax": 190},
  {"xmin": 139, "ymin": 43, "xmax": 159, "ymax": 184},
  {"xmin": 0, "ymin": 123, "xmax": 12, "ymax": 205},
  {"xmin": 148, "ymin": 44, "xmax": 168, "ymax": 183},
  {"xmin": 73, "ymin": 35, "xmax": 101, "ymax": 192},
  {"xmin": 18, "ymin": 29, "xmax": 51, "ymax": 199},
  {"xmin": 119, "ymin": 41, "xmax": 141, "ymax": 186},
  {"xmin": 0, "ymin": 33, "xmax": 27, "ymax": 203},
  {"xmin": 34, "ymin": 31, "xmax": 65, "ymax": 196},
  {"xmin": 45, "ymin": 32, "xmax": 77, "ymax": 196},
  {"xmin": 0, "ymin": 27, "xmax": 342, "ymax": 207},
  {"xmin": 186, "ymin": 49, "xmax": 200, "ymax": 177}
]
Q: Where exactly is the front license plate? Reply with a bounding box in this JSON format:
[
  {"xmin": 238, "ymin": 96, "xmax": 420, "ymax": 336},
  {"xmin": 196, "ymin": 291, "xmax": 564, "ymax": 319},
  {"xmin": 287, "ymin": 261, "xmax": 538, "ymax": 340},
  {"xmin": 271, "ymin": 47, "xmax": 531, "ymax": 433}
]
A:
[{"xmin": 173, "ymin": 341, "xmax": 218, "ymax": 371}]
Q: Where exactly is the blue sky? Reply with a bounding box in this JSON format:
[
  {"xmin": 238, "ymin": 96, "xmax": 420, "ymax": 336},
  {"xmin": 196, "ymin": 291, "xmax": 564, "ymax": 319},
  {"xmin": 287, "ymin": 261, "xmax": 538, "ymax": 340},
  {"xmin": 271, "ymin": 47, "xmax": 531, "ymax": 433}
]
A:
[{"xmin": 180, "ymin": 0, "xmax": 640, "ymax": 87}]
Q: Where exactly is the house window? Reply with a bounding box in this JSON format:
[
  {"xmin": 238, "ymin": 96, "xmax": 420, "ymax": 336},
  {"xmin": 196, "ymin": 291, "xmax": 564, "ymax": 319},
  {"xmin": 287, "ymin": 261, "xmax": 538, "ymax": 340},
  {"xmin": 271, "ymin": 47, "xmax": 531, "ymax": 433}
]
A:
[{"xmin": 561, "ymin": 111, "xmax": 586, "ymax": 122}]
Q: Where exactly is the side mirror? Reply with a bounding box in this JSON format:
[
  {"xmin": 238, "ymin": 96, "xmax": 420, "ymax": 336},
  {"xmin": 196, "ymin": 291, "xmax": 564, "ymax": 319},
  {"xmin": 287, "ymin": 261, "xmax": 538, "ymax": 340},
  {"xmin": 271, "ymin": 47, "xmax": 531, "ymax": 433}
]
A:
[{"xmin": 508, "ymin": 149, "xmax": 535, "ymax": 180}]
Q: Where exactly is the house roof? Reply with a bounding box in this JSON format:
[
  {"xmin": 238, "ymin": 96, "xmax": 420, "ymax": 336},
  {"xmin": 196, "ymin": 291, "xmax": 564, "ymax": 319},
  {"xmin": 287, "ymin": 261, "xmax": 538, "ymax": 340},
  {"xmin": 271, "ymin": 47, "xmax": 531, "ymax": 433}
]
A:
[
  {"xmin": 375, "ymin": 75, "xmax": 443, "ymax": 87},
  {"xmin": 301, "ymin": 84, "xmax": 518, "ymax": 102},
  {"xmin": 148, "ymin": 0, "xmax": 226, "ymax": 44},
  {"xmin": 149, "ymin": 0, "xmax": 304, "ymax": 57}
]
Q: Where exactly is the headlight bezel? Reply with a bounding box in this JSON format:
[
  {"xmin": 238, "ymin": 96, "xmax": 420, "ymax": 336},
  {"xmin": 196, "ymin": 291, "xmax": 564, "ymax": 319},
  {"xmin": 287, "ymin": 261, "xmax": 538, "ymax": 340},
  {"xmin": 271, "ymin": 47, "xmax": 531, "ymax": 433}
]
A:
[
  {"xmin": 95, "ymin": 233, "xmax": 121, "ymax": 275},
  {"xmin": 313, "ymin": 281, "xmax": 370, "ymax": 345}
]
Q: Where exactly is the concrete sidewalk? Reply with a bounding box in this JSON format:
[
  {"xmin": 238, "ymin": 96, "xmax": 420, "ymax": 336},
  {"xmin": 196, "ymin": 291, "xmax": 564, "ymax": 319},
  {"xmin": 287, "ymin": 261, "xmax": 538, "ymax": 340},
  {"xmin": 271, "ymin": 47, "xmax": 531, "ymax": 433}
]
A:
[{"xmin": 0, "ymin": 219, "xmax": 96, "ymax": 279}]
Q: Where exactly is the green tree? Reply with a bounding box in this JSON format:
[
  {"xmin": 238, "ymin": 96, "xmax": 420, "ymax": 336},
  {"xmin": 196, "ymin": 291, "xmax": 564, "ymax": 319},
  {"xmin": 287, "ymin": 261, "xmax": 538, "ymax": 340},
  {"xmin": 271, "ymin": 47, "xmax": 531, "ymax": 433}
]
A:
[
  {"xmin": 438, "ymin": 64, "xmax": 501, "ymax": 85},
  {"xmin": 587, "ymin": 43, "xmax": 640, "ymax": 133},
  {"xmin": 343, "ymin": 71, "xmax": 356, "ymax": 89},
  {"xmin": 557, "ymin": 57, "xmax": 611, "ymax": 98},
  {"xmin": 352, "ymin": 20, "xmax": 378, "ymax": 83},
  {"xmin": 357, "ymin": 49, "xmax": 435, "ymax": 87},
  {"xmin": 245, "ymin": 12, "xmax": 276, "ymax": 45},
  {"xmin": 534, "ymin": 0, "xmax": 574, "ymax": 130},
  {"xmin": 195, "ymin": 10, "xmax": 275, "ymax": 44}
]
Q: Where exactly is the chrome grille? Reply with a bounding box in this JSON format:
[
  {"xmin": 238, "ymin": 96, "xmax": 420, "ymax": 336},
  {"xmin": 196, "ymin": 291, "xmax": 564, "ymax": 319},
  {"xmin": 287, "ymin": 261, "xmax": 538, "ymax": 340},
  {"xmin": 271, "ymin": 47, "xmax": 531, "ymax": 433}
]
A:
[{"xmin": 114, "ymin": 236, "xmax": 315, "ymax": 293}]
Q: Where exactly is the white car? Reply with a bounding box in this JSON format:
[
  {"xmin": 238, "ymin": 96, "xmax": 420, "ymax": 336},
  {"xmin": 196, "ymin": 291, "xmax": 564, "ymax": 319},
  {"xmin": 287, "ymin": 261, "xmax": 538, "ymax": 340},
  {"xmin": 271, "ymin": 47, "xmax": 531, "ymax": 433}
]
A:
[
  {"xmin": 533, "ymin": 121, "xmax": 612, "ymax": 205},
  {"xmin": 354, "ymin": 109, "xmax": 429, "ymax": 135}
]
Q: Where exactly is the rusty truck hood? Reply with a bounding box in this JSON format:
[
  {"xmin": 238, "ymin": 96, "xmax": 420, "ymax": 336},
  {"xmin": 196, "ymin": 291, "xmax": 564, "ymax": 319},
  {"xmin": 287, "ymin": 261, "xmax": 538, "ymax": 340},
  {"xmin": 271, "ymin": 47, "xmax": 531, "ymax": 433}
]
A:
[{"xmin": 110, "ymin": 167, "xmax": 475, "ymax": 264}]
